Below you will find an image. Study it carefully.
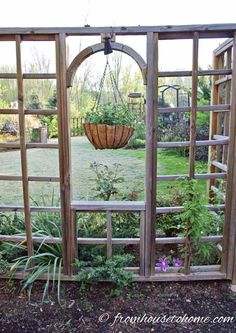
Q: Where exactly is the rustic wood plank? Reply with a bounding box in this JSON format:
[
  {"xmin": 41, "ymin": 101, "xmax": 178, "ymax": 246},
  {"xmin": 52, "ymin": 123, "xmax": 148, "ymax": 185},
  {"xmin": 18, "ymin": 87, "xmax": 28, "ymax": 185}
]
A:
[
  {"xmin": 212, "ymin": 160, "xmax": 228, "ymax": 172},
  {"xmin": 208, "ymin": 51, "xmax": 221, "ymax": 198},
  {"xmin": 0, "ymin": 109, "xmax": 18, "ymax": 114},
  {"xmin": 26, "ymin": 143, "xmax": 58, "ymax": 149},
  {"xmin": 214, "ymin": 38, "xmax": 233, "ymax": 56},
  {"xmin": 158, "ymin": 139, "xmax": 229, "ymax": 148},
  {"xmin": 23, "ymin": 73, "xmax": 56, "ymax": 79},
  {"xmin": 223, "ymin": 32, "xmax": 236, "ymax": 282},
  {"xmin": 156, "ymin": 172, "xmax": 227, "ymax": 181},
  {"xmin": 56, "ymin": 34, "xmax": 72, "ymax": 275},
  {"xmin": 159, "ymin": 69, "xmax": 231, "ymax": 78},
  {"xmin": 222, "ymin": 49, "xmax": 232, "ymax": 164},
  {"xmin": 139, "ymin": 211, "xmax": 145, "ymax": 276},
  {"xmin": 0, "ymin": 24, "xmax": 236, "ymax": 36},
  {"xmin": 71, "ymin": 201, "xmax": 145, "ymax": 211},
  {"xmin": 0, "ymin": 143, "xmax": 20, "ymax": 149},
  {"xmin": 215, "ymin": 75, "xmax": 232, "ymax": 85},
  {"xmin": 158, "ymin": 104, "xmax": 230, "ymax": 114},
  {"xmin": 106, "ymin": 211, "xmax": 112, "ymax": 258},
  {"xmin": 67, "ymin": 42, "xmax": 147, "ymax": 87},
  {"xmin": 24, "ymin": 109, "xmax": 57, "ymax": 115},
  {"xmin": 145, "ymin": 32, "xmax": 158, "ymax": 277},
  {"xmin": 16, "ymin": 35, "xmax": 34, "ymax": 258}
]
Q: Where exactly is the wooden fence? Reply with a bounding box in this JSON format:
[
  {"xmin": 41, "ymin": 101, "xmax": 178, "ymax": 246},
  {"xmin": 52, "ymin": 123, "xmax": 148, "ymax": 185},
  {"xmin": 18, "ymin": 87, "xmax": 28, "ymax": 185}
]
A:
[{"xmin": 0, "ymin": 25, "xmax": 236, "ymax": 282}]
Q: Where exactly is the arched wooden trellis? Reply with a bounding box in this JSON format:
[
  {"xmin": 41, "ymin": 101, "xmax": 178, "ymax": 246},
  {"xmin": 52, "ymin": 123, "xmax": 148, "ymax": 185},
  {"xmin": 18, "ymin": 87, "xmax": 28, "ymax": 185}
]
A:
[
  {"xmin": 67, "ymin": 41, "xmax": 147, "ymax": 87},
  {"xmin": 0, "ymin": 26, "xmax": 236, "ymax": 285}
]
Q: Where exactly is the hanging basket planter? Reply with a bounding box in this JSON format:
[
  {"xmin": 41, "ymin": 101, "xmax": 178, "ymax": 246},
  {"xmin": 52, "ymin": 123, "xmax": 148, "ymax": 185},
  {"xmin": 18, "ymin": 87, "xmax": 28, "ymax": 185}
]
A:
[
  {"xmin": 83, "ymin": 57, "xmax": 136, "ymax": 149},
  {"xmin": 83, "ymin": 123, "xmax": 135, "ymax": 149}
]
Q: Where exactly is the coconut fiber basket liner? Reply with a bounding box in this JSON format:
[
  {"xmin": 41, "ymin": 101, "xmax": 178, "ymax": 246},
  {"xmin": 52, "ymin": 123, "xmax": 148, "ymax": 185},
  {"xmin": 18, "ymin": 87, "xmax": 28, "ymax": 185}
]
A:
[{"xmin": 83, "ymin": 123, "xmax": 135, "ymax": 149}]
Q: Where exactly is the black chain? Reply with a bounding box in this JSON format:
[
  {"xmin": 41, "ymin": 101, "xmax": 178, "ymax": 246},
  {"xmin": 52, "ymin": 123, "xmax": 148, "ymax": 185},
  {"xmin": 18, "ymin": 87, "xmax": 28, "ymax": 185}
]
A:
[{"xmin": 92, "ymin": 57, "xmax": 126, "ymax": 111}]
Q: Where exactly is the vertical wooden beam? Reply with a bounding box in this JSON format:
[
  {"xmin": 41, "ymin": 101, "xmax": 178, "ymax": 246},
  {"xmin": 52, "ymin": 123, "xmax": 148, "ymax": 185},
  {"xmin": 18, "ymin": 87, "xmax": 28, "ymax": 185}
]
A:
[
  {"xmin": 106, "ymin": 211, "xmax": 112, "ymax": 258},
  {"xmin": 208, "ymin": 53, "xmax": 220, "ymax": 198},
  {"xmin": 139, "ymin": 211, "xmax": 145, "ymax": 276},
  {"xmin": 222, "ymin": 49, "xmax": 232, "ymax": 164},
  {"xmin": 185, "ymin": 32, "xmax": 199, "ymax": 275},
  {"xmin": 16, "ymin": 35, "xmax": 33, "ymax": 258},
  {"xmin": 223, "ymin": 32, "xmax": 236, "ymax": 280},
  {"xmin": 71, "ymin": 210, "xmax": 78, "ymax": 261},
  {"xmin": 56, "ymin": 34, "xmax": 73, "ymax": 275},
  {"xmin": 145, "ymin": 32, "xmax": 158, "ymax": 277},
  {"xmin": 189, "ymin": 32, "xmax": 199, "ymax": 178}
]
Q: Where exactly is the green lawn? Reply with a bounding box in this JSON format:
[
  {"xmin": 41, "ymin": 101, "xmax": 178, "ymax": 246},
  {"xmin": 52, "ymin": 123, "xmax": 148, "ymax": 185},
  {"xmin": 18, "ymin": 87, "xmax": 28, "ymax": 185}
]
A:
[{"xmin": 0, "ymin": 137, "xmax": 207, "ymax": 205}]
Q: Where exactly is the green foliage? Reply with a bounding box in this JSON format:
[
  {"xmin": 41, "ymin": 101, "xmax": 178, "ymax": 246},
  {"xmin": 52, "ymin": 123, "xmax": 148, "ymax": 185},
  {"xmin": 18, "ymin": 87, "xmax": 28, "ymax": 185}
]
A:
[
  {"xmin": 0, "ymin": 253, "xmax": 8, "ymax": 275},
  {"xmin": 85, "ymin": 103, "xmax": 134, "ymax": 126},
  {"xmin": 39, "ymin": 89, "xmax": 58, "ymax": 138},
  {"xmin": 178, "ymin": 178, "xmax": 223, "ymax": 264},
  {"xmin": 0, "ymin": 194, "xmax": 63, "ymax": 303},
  {"xmin": 90, "ymin": 162, "xmax": 124, "ymax": 201},
  {"xmin": 126, "ymin": 123, "xmax": 145, "ymax": 148},
  {"xmin": 198, "ymin": 73, "xmax": 211, "ymax": 106},
  {"xmin": 74, "ymin": 254, "xmax": 134, "ymax": 290}
]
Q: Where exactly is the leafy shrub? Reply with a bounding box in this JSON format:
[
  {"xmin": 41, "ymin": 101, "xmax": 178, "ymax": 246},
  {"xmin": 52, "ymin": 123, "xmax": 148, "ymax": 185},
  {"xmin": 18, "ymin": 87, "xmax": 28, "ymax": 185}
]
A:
[
  {"xmin": 178, "ymin": 179, "xmax": 223, "ymax": 265},
  {"xmin": 126, "ymin": 123, "xmax": 145, "ymax": 149},
  {"xmin": 85, "ymin": 103, "xmax": 134, "ymax": 126},
  {"xmin": 90, "ymin": 162, "xmax": 124, "ymax": 201},
  {"xmin": 74, "ymin": 254, "xmax": 134, "ymax": 290},
  {"xmin": 0, "ymin": 253, "xmax": 8, "ymax": 275}
]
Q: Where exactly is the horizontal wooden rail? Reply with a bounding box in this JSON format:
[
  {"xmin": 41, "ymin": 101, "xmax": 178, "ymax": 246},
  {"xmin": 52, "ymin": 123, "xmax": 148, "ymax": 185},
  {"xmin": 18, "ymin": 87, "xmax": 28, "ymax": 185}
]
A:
[
  {"xmin": 0, "ymin": 175, "xmax": 22, "ymax": 181},
  {"xmin": 156, "ymin": 204, "xmax": 224, "ymax": 213},
  {"xmin": 158, "ymin": 69, "xmax": 232, "ymax": 78},
  {"xmin": 0, "ymin": 73, "xmax": 56, "ymax": 79},
  {"xmin": 0, "ymin": 109, "xmax": 57, "ymax": 115},
  {"xmin": 0, "ymin": 143, "xmax": 59, "ymax": 149},
  {"xmin": 26, "ymin": 143, "xmax": 59, "ymax": 149},
  {"xmin": 0, "ymin": 235, "xmax": 222, "ymax": 245},
  {"xmin": 0, "ymin": 109, "xmax": 18, "ymax": 114},
  {"xmin": 157, "ymin": 138, "xmax": 229, "ymax": 148},
  {"xmin": 24, "ymin": 109, "xmax": 57, "ymax": 115},
  {"xmin": 213, "ymin": 134, "xmax": 229, "ymax": 140},
  {"xmin": 212, "ymin": 160, "xmax": 228, "ymax": 172},
  {"xmin": 158, "ymin": 104, "xmax": 230, "ymax": 114},
  {"xmin": 214, "ymin": 38, "xmax": 233, "ymax": 56},
  {"xmin": 0, "ymin": 206, "xmax": 61, "ymax": 212},
  {"xmin": 134, "ymin": 271, "xmax": 226, "ymax": 282},
  {"xmin": 215, "ymin": 75, "xmax": 232, "ymax": 85},
  {"xmin": 0, "ymin": 175, "xmax": 60, "ymax": 182},
  {"xmin": 157, "ymin": 172, "xmax": 227, "ymax": 181},
  {"xmin": 0, "ymin": 203, "xmax": 224, "ymax": 213},
  {"xmin": 0, "ymin": 24, "xmax": 235, "ymax": 37},
  {"xmin": 0, "ymin": 142, "xmax": 20, "ymax": 149},
  {"xmin": 0, "ymin": 267, "xmax": 227, "ymax": 282},
  {"xmin": 71, "ymin": 200, "xmax": 146, "ymax": 212}
]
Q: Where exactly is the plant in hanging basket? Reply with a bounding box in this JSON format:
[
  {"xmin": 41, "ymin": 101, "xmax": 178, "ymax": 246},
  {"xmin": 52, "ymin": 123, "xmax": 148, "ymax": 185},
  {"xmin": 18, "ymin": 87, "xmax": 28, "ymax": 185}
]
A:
[{"xmin": 84, "ymin": 103, "xmax": 135, "ymax": 149}]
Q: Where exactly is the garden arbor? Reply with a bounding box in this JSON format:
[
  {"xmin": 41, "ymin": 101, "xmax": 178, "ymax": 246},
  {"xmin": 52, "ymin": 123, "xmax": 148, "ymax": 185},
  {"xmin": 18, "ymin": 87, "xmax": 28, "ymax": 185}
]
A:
[{"xmin": 0, "ymin": 25, "xmax": 236, "ymax": 283}]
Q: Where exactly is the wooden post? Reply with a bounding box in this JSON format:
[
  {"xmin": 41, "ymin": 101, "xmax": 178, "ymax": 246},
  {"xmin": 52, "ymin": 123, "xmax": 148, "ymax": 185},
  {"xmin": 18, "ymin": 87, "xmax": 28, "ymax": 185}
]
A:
[
  {"xmin": 222, "ymin": 49, "xmax": 232, "ymax": 164},
  {"xmin": 16, "ymin": 35, "xmax": 34, "ymax": 258},
  {"xmin": 145, "ymin": 32, "xmax": 158, "ymax": 277},
  {"xmin": 223, "ymin": 32, "xmax": 236, "ymax": 281},
  {"xmin": 208, "ymin": 53, "xmax": 220, "ymax": 199},
  {"xmin": 56, "ymin": 34, "xmax": 73, "ymax": 275},
  {"xmin": 106, "ymin": 211, "xmax": 112, "ymax": 258},
  {"xmin": 185, "ymin": 32, "xmax": 199, "ymax": 275},
  {"xmin": 139, "ymin": 211, "xmax": 145, "ymax": 276}
]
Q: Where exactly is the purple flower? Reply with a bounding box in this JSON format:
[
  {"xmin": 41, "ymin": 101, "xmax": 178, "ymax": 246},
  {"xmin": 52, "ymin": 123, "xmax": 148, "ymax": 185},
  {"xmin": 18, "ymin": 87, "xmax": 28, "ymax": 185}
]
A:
[
  {"xmin": 173, "ymin": 258, "xmax": 183, "ymax": 267},
  {"xmin": 155, "ymin": 258, "xmax": 170, "ymax": 272}
]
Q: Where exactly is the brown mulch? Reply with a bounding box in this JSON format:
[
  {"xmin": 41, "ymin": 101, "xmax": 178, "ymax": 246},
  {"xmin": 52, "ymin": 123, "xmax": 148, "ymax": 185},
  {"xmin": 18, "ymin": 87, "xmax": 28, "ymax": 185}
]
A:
[{"xmin": 0, "ymin": 280, "xmax": 235, "ymax": 332}]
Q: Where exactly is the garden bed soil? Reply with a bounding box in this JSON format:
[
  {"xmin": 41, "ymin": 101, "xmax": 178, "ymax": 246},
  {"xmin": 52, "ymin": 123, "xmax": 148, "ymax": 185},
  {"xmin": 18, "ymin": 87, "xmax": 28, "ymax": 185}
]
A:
[{"xmin": 0, "ymin": 280, "xmax": 235, "ymax": 332}]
